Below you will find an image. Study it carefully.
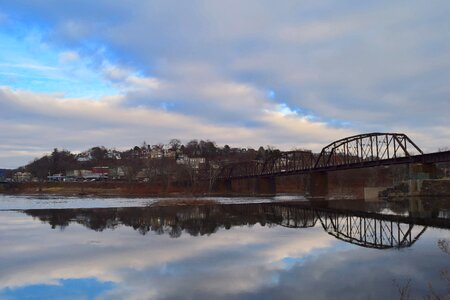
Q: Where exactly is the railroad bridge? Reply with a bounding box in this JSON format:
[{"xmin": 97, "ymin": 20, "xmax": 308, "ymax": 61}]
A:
[{"xmin": 214, "ymin": 132, "xmax": 450, "ymax": 197}]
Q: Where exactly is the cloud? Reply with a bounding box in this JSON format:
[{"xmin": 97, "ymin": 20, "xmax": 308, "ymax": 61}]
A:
[
  {"xmin": 102, "ymin": 64, "xmax": 163, "ymax": 91},
  {"xmin": 0, "ymin": 1, "xmax": 449, "ymax": 166},
  {"xmin": 0, "ymin": 86, "xmax": 358, "ymax": 167},
  {"xmin": 58, "ymin": 51, "xmax": 79, "ymax": 63}
]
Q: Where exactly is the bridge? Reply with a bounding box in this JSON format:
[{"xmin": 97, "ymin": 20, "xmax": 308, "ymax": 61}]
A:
[
  {"xmin": 214, "ymin": 133, "xmax": 450, "ymax": 196},
  {"xmin": 218, "ymin": 132, "xmax": 449, "ymax": 179}
]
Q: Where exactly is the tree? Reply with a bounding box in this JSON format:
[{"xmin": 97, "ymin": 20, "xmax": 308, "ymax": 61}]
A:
[
  {"xmin": 27, "ymin": 156, "xmax": 51, "ymax": 181},
  {"xmin": 90, "ymin": 146, "xmax": 108, "ymax": 163},
  {"xmin": 185, "ymin": 140, "xmax": 199, "ymax": 156},
  {"xmin": 122, "ymin": 157, "xmax": 142, "ymax": 182},
  {"xmin": 144, "ymin": 157, "xmax": 179, "ymax": 191},
  {"xmin": 55, "ymin": 149, "xmax": 77, "ymax": 173},
  {"xmin": 199, "ymin": 140, "xmax": 218, "ymax": 158},
  {"xmin": 253, "ymin": 146, "xmax": 265, "ymax": 161},
  {"xmin": 207, "ymin": 160, "xmax": 222, "ymax": 194},
  {"xmin": 223, "ymin": 145, "xmax": 231, "ymax": 154},
  {"xmin": 176, "ymin": 162, "xmax": 200, "ymax": 194},
  {"xmin": 168, "ymin": 139, "xmax": 181, "ymax": 151}
]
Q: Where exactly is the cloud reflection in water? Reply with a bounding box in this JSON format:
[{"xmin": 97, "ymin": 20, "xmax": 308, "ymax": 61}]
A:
[{"xmin": 0, "ymin": 203, "xmax": 448, "ymax": 300}]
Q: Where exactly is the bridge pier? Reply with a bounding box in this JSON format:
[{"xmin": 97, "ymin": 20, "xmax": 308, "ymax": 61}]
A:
[
  {"xmin": 409, "ymin": 163, "xmax": 438, "ymax": 180},
  {"xmin": 214, "ymin": 179, "xmax": 232, "ymax": 194},
  {"xmin": 306, "ymin": 171, "xmax": 328, "ymax": 198},
  {"xmin": 256, "ymin": 177, "xmax": 276, "ymax": 195},
  {"xmin": 213, "ymin": 177, "xmax": 276, "ymax": 195}
]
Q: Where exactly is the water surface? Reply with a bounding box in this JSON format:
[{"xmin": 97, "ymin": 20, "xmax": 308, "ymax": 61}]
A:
[{"xmin": 0, "ymin": 196, "xmax": 449, "ymax": 299}]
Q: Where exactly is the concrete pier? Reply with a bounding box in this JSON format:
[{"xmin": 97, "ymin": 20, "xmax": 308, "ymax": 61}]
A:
[{"xmin": 307, "ymin": 171, "xmax": 328, "ymax": 198}]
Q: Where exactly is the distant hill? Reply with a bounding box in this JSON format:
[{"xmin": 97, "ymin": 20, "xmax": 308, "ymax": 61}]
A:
[{"xmin": 0, "ymin": 169, "xmax": 10, "ymax": 178}]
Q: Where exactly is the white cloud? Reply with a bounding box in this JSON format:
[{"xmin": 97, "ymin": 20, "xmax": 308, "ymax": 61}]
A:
[
  {"xmin": 58, "ymin": 50, "xmax": 79, "ymax": 63},
  {"xmin": 0, "ymin": 85, "xmax": 360, "ymax": 167}
]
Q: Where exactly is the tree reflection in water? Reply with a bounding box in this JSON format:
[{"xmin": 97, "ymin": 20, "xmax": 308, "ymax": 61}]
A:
[{"xmin": 23, "ymin": 201, "xmax": 449, "ymax": 249}]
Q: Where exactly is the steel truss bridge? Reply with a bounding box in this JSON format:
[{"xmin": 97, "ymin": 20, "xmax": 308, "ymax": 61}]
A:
[{"xmin": 218, "ymin": 132, "xmax": 450, "ymax": 180}]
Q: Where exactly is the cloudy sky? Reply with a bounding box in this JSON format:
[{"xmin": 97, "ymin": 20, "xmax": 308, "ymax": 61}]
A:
[{"xmin": 0, "ymin": 1, "xmax": 449, "ymax": 168}]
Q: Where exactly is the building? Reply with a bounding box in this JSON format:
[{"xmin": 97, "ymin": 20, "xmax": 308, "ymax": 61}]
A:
[
  {"xmin": 13, "ymin": 172, "xmax": 32, "ymax": 182},
  {"xmin": 65, "ymin": 167, "xmax": 109, "ymax": 180},
  {"xmin": 109, "ymin": 167, "xmax": 125, "ymax": 179},
  {"xmin": 47, "ymin": 173, "xmax": 65, "ymax": 182},
  {"xmin": 176, "ymin": 155, "xmax": 206, "ymax": 169}
]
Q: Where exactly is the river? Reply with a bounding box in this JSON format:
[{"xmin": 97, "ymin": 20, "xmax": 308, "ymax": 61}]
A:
[{"xmin": 0, "ymin": 195, "xmax": 449, "ymax": 299}]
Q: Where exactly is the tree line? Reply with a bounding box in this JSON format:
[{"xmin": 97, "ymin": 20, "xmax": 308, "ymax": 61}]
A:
[{"xmin": 15, "ymin": 139, "xmax": 285, "ymax": 188}]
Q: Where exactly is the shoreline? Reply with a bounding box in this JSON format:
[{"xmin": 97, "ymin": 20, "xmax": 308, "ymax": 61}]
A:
[{"xmin": 1, "ymin": 179, "xmax": 449, "ymax": 199}]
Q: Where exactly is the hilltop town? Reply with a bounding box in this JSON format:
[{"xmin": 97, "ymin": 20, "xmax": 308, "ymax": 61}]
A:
[{"xmin": 1, "ymin": 139, "xmax": 289, "ymax": 188}]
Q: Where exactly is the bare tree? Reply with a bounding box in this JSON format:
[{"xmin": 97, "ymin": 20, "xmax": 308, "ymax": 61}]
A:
[
  {"xmin": 207, "ymin": 160, "xmax": 222, "ymax": 194},
  {"xmin": 143, "ymin": 157, "xmax": 177, "ymax": 191},
  {"xmin": 168, "ymin": 139, "xmax": 181, "ymax": 151},
  {"xmin": 122, "ymin": 157, "xmax": 142, "ymax": 182},
  {"xmin": 393, "ymin": 279, "xmax": 411, "ymax": 300}
]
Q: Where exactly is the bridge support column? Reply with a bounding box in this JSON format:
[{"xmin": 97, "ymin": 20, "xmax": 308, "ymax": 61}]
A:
[
  {"xmin": 256, "ymin": 177, "xmax": 276, "ymax": 195},
  {"xmin": 307, "ymin": 171, "xmax": 328, "ymax": 198},
  {"xmin": 214, "ymin": 179, "xmax": 232, "ymax": 194},
  {"xmin": 409, "ymin": 163, "xmax": 438, "ymax": 180}
]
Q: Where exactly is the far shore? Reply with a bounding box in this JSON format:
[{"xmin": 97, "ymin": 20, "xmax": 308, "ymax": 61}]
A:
[
  {"xmin": 0, "ymin": 181, "xmax": 273, "ymax": 198},
  {"xmin": 1, "ymin": 178, "xmax": 449, "ymax": 199}
]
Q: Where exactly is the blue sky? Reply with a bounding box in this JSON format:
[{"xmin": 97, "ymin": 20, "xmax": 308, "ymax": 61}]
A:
[
  {"xmin": 0, "ymin": 1, "xmax": 449, "ymax": 168},
  {"xmin": 0, "ymin": 278, "xmax": 114, "ymax": 300}
]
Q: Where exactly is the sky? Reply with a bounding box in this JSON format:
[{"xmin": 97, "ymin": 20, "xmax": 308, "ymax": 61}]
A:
[{"xmin": 0, "ymin": 1, "xmax": 449, "ymax": 168}]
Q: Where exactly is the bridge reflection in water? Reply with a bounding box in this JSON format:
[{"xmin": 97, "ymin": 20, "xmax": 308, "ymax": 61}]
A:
[
  {"xmin": 318, "ymin": 211, "xmax": 426, "ymax": 249},
  {"xmin": 23, "ymin": 201, "xmax": 448, "ymax": 250}
]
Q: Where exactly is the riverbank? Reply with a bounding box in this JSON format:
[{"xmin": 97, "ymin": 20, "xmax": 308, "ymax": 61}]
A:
[
  {"xmin": 2, "ymin": 177, "xmax": 449, "ymax": 199},
  {"xmin": 379, "ymin": 178, "xmax": 450, "ymax": 199},
  {"xmin": 0, "ymin": 182, "xmax": 200, "ymax": 197}
]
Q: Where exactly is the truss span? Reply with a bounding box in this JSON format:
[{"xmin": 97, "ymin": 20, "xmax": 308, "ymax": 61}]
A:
[
  {"xmin": 314, "ymin": 132, "xmax": 423, "ymax": 169},
  {"xmin": 219, "ymin": 150, "xmax": 315, "ymax": 179},
  {"xmin": 217, "ymin": 132, "xmax": 445, "ymax": 180}
]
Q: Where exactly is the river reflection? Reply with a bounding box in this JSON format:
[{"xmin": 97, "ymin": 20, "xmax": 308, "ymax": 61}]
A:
[{"xmin": 0, "ymin": 198, "xmax": 449, "ymax": 299}]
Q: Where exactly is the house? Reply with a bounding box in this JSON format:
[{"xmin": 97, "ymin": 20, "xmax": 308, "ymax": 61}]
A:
[
  {"xmin": 66, "ymin": 168, "xmax": 109, "ymax": 180},
  {"xmin": 47, "ymin": 173, "xmax": 65, "ymax": 182},
  {"xmin": 77, "ymin": 155, "xmax": 92, "ymax": 162},
  {"xmin": 92, "ymin": 167, "xmax": 109, "ymax": 175},
  {"xmin": 109, "ymin": 167, "xmax": 125, "ymax": 179},
  {"xmin": 176, "ymin": 155, "xmax": 206, "ymax": 169},
  {"xmin": 13, "ymin": 172, "xmax": 32, "ymax": 182},
  {"xmin": 107, "ymin": 150, "xmax": 122, "ymax": 160},
  {"xmin": 150, "ymin": 148, "xmax": 164, "ymax": 159},
  {"xmin": 66, "ymin": 169, "xmax": 92, "ymax": 178},
  {"xmin": 165, "ymin": 149, "xmax": 177, "ymax": 159}
]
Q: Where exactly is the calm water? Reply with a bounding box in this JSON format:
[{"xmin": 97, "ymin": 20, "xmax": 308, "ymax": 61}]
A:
[{"xmin": 0, "ymin": 196, "xmax": 449, "ymax": 300}]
